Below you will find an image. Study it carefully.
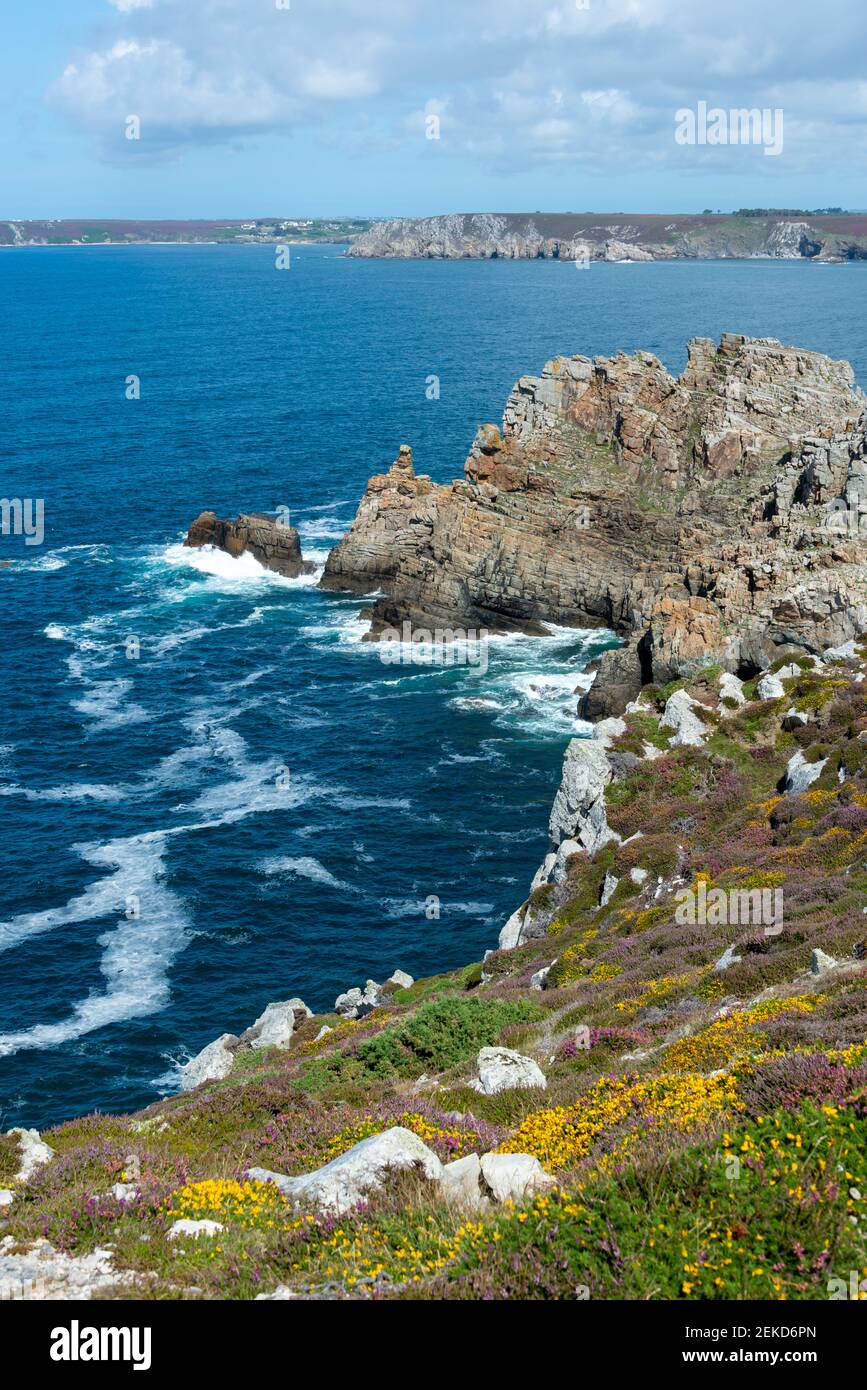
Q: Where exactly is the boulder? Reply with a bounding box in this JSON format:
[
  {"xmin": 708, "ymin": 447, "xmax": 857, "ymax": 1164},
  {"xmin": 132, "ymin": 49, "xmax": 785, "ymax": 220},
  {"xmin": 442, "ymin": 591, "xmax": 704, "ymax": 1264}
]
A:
[
  {"xmin": 167, "ymin": 1219, "xmax": 224, "ymax": 1240},
  {"xmin": 757, "ymin": 673, "xmax": 786, "ymax": 699},
  {"xmin": 179, "ymin": 1034, "xmax": 237, "ymax": 1091},
  {"xmin": 244, "ymin": 1001, "xmax": 301, "ymax": 1051},
  {"xmin": 248, "ymin": 1126, "xmax": 443, "ymax": 1215},
  {"xmin": 470, "ymin": 1047, "xmax": 547, "ymax": 1095},
  {"xmin": 719, "ymin": 672, "xmax": 746, "ymax": 705},
  {"xmin": 0, "ymin": 1191, "xmax": 13, "ymax": 1209},
  {"xmin": 387, "ymin": 969, "xmax": 414, "ymax": 990},
  {"xmin": 660, "ymin": 689, "xmax": 707, "ymax": 747},
  {"xmin": 783, "ymin": 750, "xmax": 827, "ymax": 795},
  {"xmin": 811, "ymin": 948, "xmax": 837, "ymax": 976},
  {"xmin": 334, "ymin": 980, "xmax": 383, "ymax": 1019},
  {"xmin": 478, "ymin": 1153, "xmax": 556, "ymax": 1203},
  {"xmin": 439, "ymin": 1154, "xmax": 489, "ymax": 1210}
]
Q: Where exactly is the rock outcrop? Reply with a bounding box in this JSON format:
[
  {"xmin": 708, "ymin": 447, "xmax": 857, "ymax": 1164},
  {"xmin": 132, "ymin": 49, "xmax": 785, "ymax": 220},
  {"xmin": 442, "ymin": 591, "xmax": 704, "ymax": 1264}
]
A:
[
  {"xmin": 185, "ymin": 510, "xmax": 315, "ymax": 578},
  {"xmin": 324, "ymin": 336, "xmax": 867, "ymax": 709}
]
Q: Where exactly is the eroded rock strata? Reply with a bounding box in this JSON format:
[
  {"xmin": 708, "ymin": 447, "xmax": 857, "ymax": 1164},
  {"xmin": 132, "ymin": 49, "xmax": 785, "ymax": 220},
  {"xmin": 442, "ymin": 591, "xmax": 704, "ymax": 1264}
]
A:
[
  {"xmin": 324, "ymin": 335, "xmax": 867, "ymax": 713},
  {"xmin": 185, "ymin": 510, "xmax": 315, "ymax": 578}
]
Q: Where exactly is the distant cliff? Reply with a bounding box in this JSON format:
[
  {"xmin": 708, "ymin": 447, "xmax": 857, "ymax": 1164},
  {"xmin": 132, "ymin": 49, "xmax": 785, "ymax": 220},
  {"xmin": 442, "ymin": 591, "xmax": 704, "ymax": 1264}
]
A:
[{"xmin": 347, "ymin": 212, "xmax": 867, "ymax": 262}]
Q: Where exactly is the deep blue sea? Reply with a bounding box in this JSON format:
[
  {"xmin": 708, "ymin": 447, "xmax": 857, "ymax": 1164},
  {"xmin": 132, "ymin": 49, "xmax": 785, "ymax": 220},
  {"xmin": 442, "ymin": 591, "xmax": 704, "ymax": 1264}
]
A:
[{"xmin": 1, "ymin": 245, "xmax": 866, "ymax": 1128}]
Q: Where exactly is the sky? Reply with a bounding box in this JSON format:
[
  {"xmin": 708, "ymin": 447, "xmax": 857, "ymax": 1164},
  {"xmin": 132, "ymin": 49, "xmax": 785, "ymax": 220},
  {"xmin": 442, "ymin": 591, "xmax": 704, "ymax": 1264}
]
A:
[{"xmin": 2, "ymin": 0, "xmax": 866, "ymax": 219}]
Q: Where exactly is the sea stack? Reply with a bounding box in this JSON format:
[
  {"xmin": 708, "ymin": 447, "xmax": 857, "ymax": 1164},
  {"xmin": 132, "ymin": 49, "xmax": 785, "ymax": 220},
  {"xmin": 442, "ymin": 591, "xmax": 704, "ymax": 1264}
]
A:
[{"xmin": 184, "ymin": 510, "xmax": 316, "ymax": 578}]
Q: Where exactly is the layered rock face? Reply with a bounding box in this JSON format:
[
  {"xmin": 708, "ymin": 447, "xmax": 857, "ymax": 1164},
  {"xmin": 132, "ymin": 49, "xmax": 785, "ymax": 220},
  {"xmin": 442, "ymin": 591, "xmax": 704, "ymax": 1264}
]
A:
[
  {"xmin": 323, "ymin": 335, "xmax": 867, "ymax": 710},
  {"xmin": 185, "ymin": 510, "xmax": 315, "ymax": 578},
  {"xmin": 347, "ymin": 213, "xmax": 867, "ymax": 262}
]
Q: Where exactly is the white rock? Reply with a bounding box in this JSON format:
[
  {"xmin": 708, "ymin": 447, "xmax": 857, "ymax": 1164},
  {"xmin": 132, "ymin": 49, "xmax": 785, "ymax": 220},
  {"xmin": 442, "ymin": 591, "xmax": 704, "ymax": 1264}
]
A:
[
  {"xmin": 179, "ymin": 1034, "xmax": 237, "ymax": 1091},
  {"xmin": 334, "ymin": 986, "xmax": 364, "ymax": 1016},
  {"xmin": 713, "ymin": 943, "xmax": 743, "ymax": 972},
  {"xmin": 6, "ymin": 1129, "xmax": 54, "ymax": 1183},
  {"xmin": 660, "ymin": 689, "xmax": 707, "ymax": 747},
  {"xmin": 811, "ymin": 948, "xmax": 837, "ymax": 976},
  {"xmin": 334, "ymin": 981, "xmax": 382, "ymax": 1019},
  {"xmin": 248, "ymin": 1002, "xmax": 298, "ymax": 1050},
  {"xmin": 255, "ymin": 1286, "xmax": 296, "ymax": 1300},
  {"xmin": 498, "ymin": 905, "xmax": 527, "ymax": 951},
  {"xmin": 470, "ymin": 1046, "xmax": 547, "ymax": 1095},
  {"xmin": 552, "ymin": 837, "xmax": 582, "ymax": 883},
  {"xmin": 530, "ymin": 964, "xmax": 554, "ymax": 991},
  {"xmin": 783, "ymin": 749, "xmax": 827, "ymax": 795},
  {"xmin": 757, "ymin": 673, "xmax": 785, "ymax": 700},
  {"xmin": 824, "ymin": 639, "xmax": 857, "ymax": 661},
  {"xmin": 314, "ymin": 1025, "xmax": 332, "ymax": 1041},
  {"xmin": 167, "ymin": 1219, "xmax": 224, "ymax": 1240},
  {"xmin": 593, "ymin": 716, "xmax": 627, "ymax": 748},
  {"xmin": 600, "ymin": 871, "xmax": 619, "ymax": 906},
  {"xmin": 478, "ymin": 1153, "xmax": 556, "ymax": 1203},
  {"xmin": 719, "ymin": 673, "xmax": 745, "ymax": 705},
  {"xmin": 387, "ymin": 969, "xmax": 414, "ymax": 990},
  {"xmin": 0, "ymin": 1240, "xmax": 136, "ymax": 1300},
  {"xmin": 0, "ymin": 1191, "xmax": 13, "ymax": 1209},
  {"xmin": 549, "ymin": 738, "xmax": 617, "ymax": 855},
  {"xmin": 440, "ymin": 1154, "xmax": 488, "ymax": 1210},
  {"xmin": 248, "ymin": 1126, "xmax": 442, "ymax": 1215},
  {"xmin": 630, "ymin": 867, "xmax": 648, "ymax": 885}
]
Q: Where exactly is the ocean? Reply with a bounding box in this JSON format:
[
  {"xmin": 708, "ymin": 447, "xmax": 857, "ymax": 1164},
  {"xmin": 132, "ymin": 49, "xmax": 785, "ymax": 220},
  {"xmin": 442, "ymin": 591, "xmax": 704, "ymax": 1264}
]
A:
[{"xmin": 1, "ymin": 244, "xmax": 865, "ymax": 1127}]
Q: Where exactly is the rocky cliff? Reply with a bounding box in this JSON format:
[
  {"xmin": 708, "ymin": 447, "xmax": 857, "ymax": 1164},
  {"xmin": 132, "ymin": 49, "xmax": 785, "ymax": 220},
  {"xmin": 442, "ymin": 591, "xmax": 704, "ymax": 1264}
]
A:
[
  {"xmin": 323, "ymin": 335, "xmax": 867, "ymax": 715},
  {"xmin": 348, "ymin": 212, "xmax": 867, "ymax": 262}
]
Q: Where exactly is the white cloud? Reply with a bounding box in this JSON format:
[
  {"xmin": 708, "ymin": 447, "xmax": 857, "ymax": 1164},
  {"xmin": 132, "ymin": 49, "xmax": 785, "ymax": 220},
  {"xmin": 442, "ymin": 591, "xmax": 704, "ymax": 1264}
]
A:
[{"xmin": 47, "ymin": 0, "xmax": 867, "ymax": 175}]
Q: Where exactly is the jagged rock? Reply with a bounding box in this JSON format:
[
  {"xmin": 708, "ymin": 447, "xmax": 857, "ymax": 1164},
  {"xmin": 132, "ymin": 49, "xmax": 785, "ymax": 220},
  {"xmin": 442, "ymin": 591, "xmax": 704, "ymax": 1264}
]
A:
[
  {"xmin": 781, "ymin": 706, "xmax": 811, "ymax": 731},
  {"xmin": 499, "ymin": 905, "xmax": 528, "ymax": 950},
  {"xmin": 530, "ymin": 963, "xmax": 555, "ymax": 990},
  {"xmin": 242, "ymin": 999, "xmax": 310, "ymax": 1051},
  {"xmin": 549, "ymin": 739, "xmax": 615, "ymax": 854},
  {"xmin": 388, "ymin": 969, "xmax": 414, "ymax": 989},
  {"xmin": 334, "ymin": 980, "xmax": 383, "ymax": 1019},
  {"xmin": 324, "ymin": 336, "xmax": 867, "ymax": 715},
  {"xmin": 0, "ymin": 1191, "xmax": 13, "ymax": 1208},
  {"xmin": 248, "ymin": 1126, "xmax": 442, "ymax": 1215},
  {"xmin": 167, "ymin": 1219, "xmax": 224, "ymax": 1240},
  {"xmin": 783, "ymin": 750, "xmax": 827, "ymax": 794},
  {"xmin": 757, "ymin": 673, "xmax": 786, "ymax": 699},
  {"xmin": 660, "ymin": 689, "xmax": 707, "ymax": 747},
  {"xmin": 811, "ymin": 948, "xmax": 837, "ymax": 975},
  {"xmin": 478, "ymin": 1153, "xmax": 556, "ymax": 1203},
  {"xmin": 185, "ymin": 511, "xmax": 315, "ymax": 578},
  {"xmin": 314, "ymin": 1025, "xmax": 333, "ymax": 1041},
  {"xmin": 600, "ymin": 871, "xmax": 619, "ymax": 906},
  {"xmin": 6, "ymin": 1128, "xmax": 54, "ymax": 1182},
  {"xmin": 179, "ymin": 1034, "xmax": 238, "ymax": 1091},
  {"xmin": 470, "ymin": 1047, "xmax": 547, "ymax": 1095}
]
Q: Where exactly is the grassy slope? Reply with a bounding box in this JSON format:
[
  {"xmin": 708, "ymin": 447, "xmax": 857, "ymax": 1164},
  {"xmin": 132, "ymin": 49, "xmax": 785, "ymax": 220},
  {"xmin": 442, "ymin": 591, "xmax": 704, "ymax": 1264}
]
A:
[{"xmin": 3, "ymin": 655, "xmax": 867, "ymax": 1299}]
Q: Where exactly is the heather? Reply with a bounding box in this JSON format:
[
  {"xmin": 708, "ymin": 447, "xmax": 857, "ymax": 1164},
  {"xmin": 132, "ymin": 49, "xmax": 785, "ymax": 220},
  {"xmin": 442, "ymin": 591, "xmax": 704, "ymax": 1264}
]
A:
[{"xmin": 3, "ymin": 657, "xmax": 867, "ymax": 1299}]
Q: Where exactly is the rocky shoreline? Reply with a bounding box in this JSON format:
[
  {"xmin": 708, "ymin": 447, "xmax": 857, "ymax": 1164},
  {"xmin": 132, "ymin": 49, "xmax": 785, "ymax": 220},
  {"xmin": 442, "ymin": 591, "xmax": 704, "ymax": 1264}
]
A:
[{"xmin": 347, "ymin": 212, "xmax": 867, "ymax": 263}]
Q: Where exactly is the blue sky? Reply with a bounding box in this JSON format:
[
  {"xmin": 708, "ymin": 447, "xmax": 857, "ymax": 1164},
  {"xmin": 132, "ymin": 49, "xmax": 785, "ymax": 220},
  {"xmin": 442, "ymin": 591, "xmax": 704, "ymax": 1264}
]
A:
[{"xmin": 2, "ymin": 0, "xmax": 866, "ymax": 218}]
